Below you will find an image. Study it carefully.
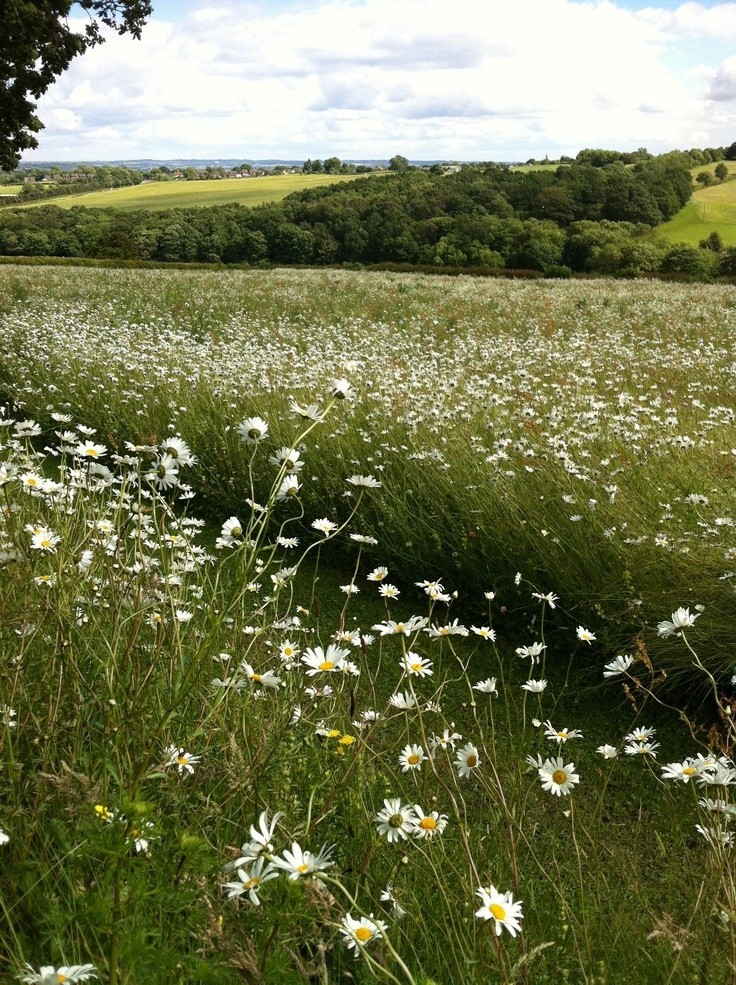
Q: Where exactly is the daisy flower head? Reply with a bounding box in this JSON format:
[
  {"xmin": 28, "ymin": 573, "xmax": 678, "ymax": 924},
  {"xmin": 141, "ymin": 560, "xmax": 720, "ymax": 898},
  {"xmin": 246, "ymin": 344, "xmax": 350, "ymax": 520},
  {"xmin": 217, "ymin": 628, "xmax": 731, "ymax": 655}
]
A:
[
  {"xmin": 165, "ymin": 746, "xmax": 201, "ymax": 775},
  {"xmin": 399, "ymin": 743, "xmax": 426, "ymax": 772},
  {"xmin": 289, "ymin": 398, "xmax": 325, "ymax": 421},
  {"xmin": 301, "ymin": 644, "xmax": 349, "ymax": 675},
  {"xmin": 19, "ymin": 966, "xmax": 98, "ymax": 984},
  {"xmin": 0, "ymin": 828, "xmax": 9, "ymax": 846},
  {"xmin": 515, "ymin": 642, "xmax": 546, "ymax": 664},
  {"xmin": 473, "ymin": 677, "xmax": 498, "ymax": 696},
  {"xmin": 367, "ymin": 566, "xmax": 388, "ymax": 582},
  {"xmin": 596, "ymin": 744, "xmax": 619, "ymax": 759},
  {"xmin": 543, "ymin": 721, "xmax": 583, "ymax": 744},
  {"xmin": 576, "ymin": 626, "xmax": 596, "ymax": 644},
  {"xmin": 219, "ymin": 516, "xmax": 243, "ymax": 546},
  {"xmin": 429, "ymin": 728, "xmax": 462, "ymax": 754},
  {"xmin": 603, "ymin": 654, "xmax": 634, "ymax": 678},
  {"xmin": 223, "ymin": 857, "xmax": 278, "ymax": 904},
  {"xmin": 238, "ymin": 416, "xmax": 269, "ymax": 444},
  {"xmin": 30, "ymin": 528, "xmax": 61, "ymax": 553},
  {"xmin": 400, "ymin": 651, "xmax": 432, "ymax": 677},
  {"xmin": 410, "ymin": 805, "xmax": 448, "ymax": 839},
  {"xmin": 276, "ymin": 475, "xmax": 301, "ymax": 501},
  {"xmin": 454, "ymin": 742, "xmax": 481, "ymax": 778},
  {"xmin": 272, "ymin": 841, "xmax": 334, "ymax": 879},
  {"xmin": 374, "ymin": 798, "xmax": 415, "ymax": 842},
  {"xmin": 389, "ymin": 690, "xmax": 419, "ymax": 710},
  {"xmin": 661, "ymin": 759, "xmax": 702, "ymax": 783},
  {"xmin": 625, "ymin": 725, "xmax": 656, "ymax": 743},
  {"xmin": 340, "ymin": 913, "xmax": 388, "ymax": 954},
  {"xmin": 538, "ymin": 756, "xmax": 580, "ymax": 796},
  {"xmin": 311, "ymin": 517, "xmax": 338, "ymax": 536},
  {"xmin": 521, "ymin": 679, "xmax": 548, "ymax": 693},
  {"xmin": 624, "ymin": 740, "xmax": 660, "ymax": 757},
  {"xmin": 160, "ymin": 436, "xmax": 196, "ymax": 465},
  {"xmin": 471, "ymin": 625, "xmax": 496, "ymax": 641},
  {"xmin": 75, "ymin": 440, "xmax": 106, "ymax": 459},
  {"xmin": 657, "ymin": 606, "xmax": 700, "ymax": 638},
  {"xmin": 346, "ymin": 474, "xmax": 381, "ymax": 488},
  {"xmin": 532, "ymin": 591, "xmax": 558, "ymax": 609},
  {"xmin": 329, "ymin": 378, "xmax": 355, "ymax": 400},
  {"xmin": 147, "ymin": 453, "xmax": 179, "ymax": 490},
  {"xmin": 379, "ymin": 583, "xmax": 400, "ymax": 599},
  {"xmin": 475, "ymin": 885, "xmax": 524, "ymax": 937}
]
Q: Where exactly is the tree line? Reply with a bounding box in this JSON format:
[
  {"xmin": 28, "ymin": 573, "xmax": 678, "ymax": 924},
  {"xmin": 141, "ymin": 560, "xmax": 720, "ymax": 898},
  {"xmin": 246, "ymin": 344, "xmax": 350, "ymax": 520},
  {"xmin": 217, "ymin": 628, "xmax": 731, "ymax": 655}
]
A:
[{"xmin": 0, "ymin": 152, "xmax": 731, "ymax": 278}]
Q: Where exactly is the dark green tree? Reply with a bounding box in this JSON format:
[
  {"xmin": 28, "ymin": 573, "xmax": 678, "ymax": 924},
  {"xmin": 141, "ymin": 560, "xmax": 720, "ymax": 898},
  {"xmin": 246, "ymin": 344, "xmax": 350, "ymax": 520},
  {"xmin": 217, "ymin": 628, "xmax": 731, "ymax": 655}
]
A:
[
  {"xmin": 2, "ymin": 1, "xmax": 152, "ymax": 170},
  {"xmin": 715, "ymin": 162, "xmax": 729, "ymax": 182},
  {"xmin": 389, "ymin": 155, "xmax": 410, "ymax": 172}
]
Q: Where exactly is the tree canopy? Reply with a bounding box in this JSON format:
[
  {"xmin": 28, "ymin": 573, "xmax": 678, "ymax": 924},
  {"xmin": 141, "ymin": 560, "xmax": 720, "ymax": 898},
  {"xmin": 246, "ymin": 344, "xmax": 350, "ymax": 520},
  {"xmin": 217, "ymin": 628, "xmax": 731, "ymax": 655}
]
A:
[{"xmin": 1, "ymin": 1, "xmax": 152, "ymax": 170}]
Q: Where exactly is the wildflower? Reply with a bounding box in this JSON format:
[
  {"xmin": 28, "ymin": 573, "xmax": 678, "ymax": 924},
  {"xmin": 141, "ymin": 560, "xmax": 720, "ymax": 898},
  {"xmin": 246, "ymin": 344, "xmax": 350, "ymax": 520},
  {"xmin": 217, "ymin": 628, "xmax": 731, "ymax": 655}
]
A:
[
  {"xmin": 471, "ymin": 625, "xmax": 496, "ymax": 641},
  {"xmin": 241, "ymin": 663, "xmax": 282, "ymax": 689},
  {"xmin": 543, "ymin": 721, "xmax": 583, "ymax": 744},
  {"xmin": 238, "ymin": 416, "xmax": 269, "ymax": 443},
  {"xmin": 388, "ymin": 690, "xmax": 419, "ymax": 710},
  {"xmin": 0, "ymin": 828, "xmax": 9, "ymax": 845},
  {"xmin": 454, "ymin": 742, "xmax": 481, "ymax": 778},
  {"xmin": 399, "ymin": 744, "xmax": 426, "ymax": 771},
  {"xmin": 624, "ymin": 741, "xmax": 660, "ymax": 758},
  {"xmin": 661, "ymin": 760, "xmax": 702, "ymax": 783},
  {"xmin": 311, "ymin": 517, "xmax": 338, "ymax": 536},
  {"xmin": 429, "ymin": 728, "xmax": 462, "ymax": 754},
  {"xmin": 576, "ymin": 626, "xmax": 596, "ymax": 644},
  {"xmin": 657, "ymin": 606, "xmax": 700, "ymax": 638},
  {"xmin": 475, "ymin": 885, "xmax": 523, "ymax": 937},
  {"xmin": 223, "ymin": 857, "xmax": 278, "ymax": 904},
  {"xmin": 147, "ymin": 454, "xmax": 179, "ymax": 490},
  {"xmin": 625, "ymin": 726, "xmax": 656, "ymax": 743},
  {"xmin": 400, "ymin": 651, "xmax": 432, "ymax": 677},
  {"xmin": 596, "ymin": 744, "xmax": 619, "ymax": 759},
  {"xmin": 346, "ymin": 474, "xmax": 381, "ymax": 488},
  {"xmin": 410, "ymin": 805, "xmax": 448, "ymax": 838},
  {"xmin": 165, "ymin": 746, "xmax": 201, "ymax": 775},
  {"xmin": 603, "ymin": 654, "xmax": 634, "ymax": 677},
  {"xmin": 473, "ymin": 677, "xmax": 498, "ymax": 695},
  {"xmin": 696, "ymin": 824, "xmax": 735, "ymax": 849},
  {"xmin": 538, "ymin": 756, "xmax": 580, "ymax": 796},
  {"xmin": 350, "ymin": 533, "xmax": 378, "ymax": 544},
  {"xmin": 18, "ymin": 966, "xmax": 98, "ymax": 984},
  {"xmin": 276, "ymin": 475, "xmax": 301, "ymax": 500},
  {"xmin": 532, "ymin": 591, "xmax": 558, "ymax": 608},
  {"xmin": 375, "ymin": 798, "xmax": 415, "ymax": 842},
  {"xmin": 160, "ymin": 436, "xmax": 196, "ymax": 464},
  {"xmin": 219, "ymin": 516, "xmax": 243, "ymax": 546},
  {"xmin": 269, "ymin": 446, "xmax": 303, "ymax": 472},
  {"xmin": 380, "ymin": 883, "xmax": 406, "ymax": 918},
  {"xmin": 367, "ymin": 566, "xmax": 388, "ymax": 581},
  {"xmin": 515, "ymin": 642, "xmax": 546, "ymax": 664},
  {"xmin": 372, "ymin": 616, "xmax": 428, "ymax": 636},
  {"xmin": 379, "ymin": 583, "xmax": 400, "ymax": 599},
  {"xmin": 301, "ymin": 644, "xmax": 349, "ymax": 675},
  {"xmin": 289, "ymin": 399, "xmax": 324, "ymax": 421},
  {"xmin": 276, "ymin": 535, "xmax": 299, "ymax": 548},
  {"xmin": 272, "ymin": 841, "xmax": 334, "ymax": 879},
  {"xmin": 425, "ymin": 619, "xmax": 469, "ymax": 638},
  {"xmin": 340, "ymin": 913, "xmax": 388, "ymax": 954},
  {"xmin": 30, "ymin": 528, "xmax": 60, "ymax": 553},
  {"xmin": 521, "ymin": 679, "xmax": 548, "ymax": 693}
]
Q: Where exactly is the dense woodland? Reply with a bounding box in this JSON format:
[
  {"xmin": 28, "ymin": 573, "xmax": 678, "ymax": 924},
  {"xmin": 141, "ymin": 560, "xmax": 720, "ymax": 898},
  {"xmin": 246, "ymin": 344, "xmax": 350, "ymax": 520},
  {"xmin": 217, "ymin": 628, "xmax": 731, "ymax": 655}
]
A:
[{"xmin": 1, "ymin": 152, "xmax": 734, "ymax": 277}]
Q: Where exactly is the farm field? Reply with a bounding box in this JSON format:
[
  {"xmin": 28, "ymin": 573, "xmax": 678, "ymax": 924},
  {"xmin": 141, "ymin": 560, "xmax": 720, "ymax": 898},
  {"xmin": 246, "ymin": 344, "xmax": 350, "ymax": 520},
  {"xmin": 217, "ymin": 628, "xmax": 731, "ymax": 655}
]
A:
[
  {"xmin": 1, "ymin": 265, "xmax": 736, "ymax": 983},
  {"xmin": 12, "ymin": 172, "xmax": 370, "ymax": 211},
  {"xmin": 658, "ymin": 163, "xmax": 736, "ymax": 246}
]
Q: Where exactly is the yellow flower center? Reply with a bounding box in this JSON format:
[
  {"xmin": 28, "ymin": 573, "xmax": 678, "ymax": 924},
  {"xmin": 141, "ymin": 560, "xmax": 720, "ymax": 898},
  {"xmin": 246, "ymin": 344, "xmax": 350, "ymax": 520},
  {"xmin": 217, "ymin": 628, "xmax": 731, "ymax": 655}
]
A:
[
  {"xmin": 231, "ymin": 526, "xmax": 242, "ymax": 538},
  {"xmin": 177, "ymin": 756, "xmax": 188, "ymax": 766},
  {"xmin": 419, "ymin": 817, "xmax": 436, "ymax": 830},
  {"xmin": 319, "ymin": 661, "xmax": 335, "ymax": 671},
  {"xmin": 552, "ymin": 769, "xmax": 567, "ymax": 785},
  {"xmin": 296, "ymin": 863, "xmax": 310, "ymax": 873},
  {"xmin": 252, "ymin": 673, "xmax": 262, "ymax": 682},
  {"xmin": 683, "ymin": 766, "xmax": 696, "ymax": 776},
  {"xmin": 283, "ymin": 647, "xmax": 294, "ymax": 657},
  {"xmin": 26, "ymin": 478, "xmax": 38, "ymax": 487},
  {"xmin": 395, "ymin": 623, "xmax": 405, "ymax": 633},
  {"xmin": 410, "ymin": 662, "xmax": 423, "ymax": 672},
  {"xmin": 466, "ymin": 755, "xmax": 477, "ymax": 767},
  {"xmin": 407, "ymin": 754, "xmax": 421, "ymax": 765},
  {"xmin": 57, "ymin": 976, "xmax": 68, "ymax": 984},
  {"xmin": 490, "ymin": 903, "xmax": 507, "ymax": 921},
  {"xmin": 355, "ymin": 927, "xmax": 373, "ymax": 943},
  {"xmin": 86, "ymin": 448, "xmax": 98, "ymax": 457}
]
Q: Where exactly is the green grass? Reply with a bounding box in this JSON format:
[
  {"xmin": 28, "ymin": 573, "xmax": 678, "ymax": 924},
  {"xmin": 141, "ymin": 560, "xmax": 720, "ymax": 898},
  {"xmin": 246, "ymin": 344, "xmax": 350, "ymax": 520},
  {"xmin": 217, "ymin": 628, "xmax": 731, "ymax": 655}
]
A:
[
  {"xmin": 14, "ymin": 172, "xmax": 371, "ymax": 211},
  {"xmin": 0, "ymin": 185, "xmax": 20, "ymax": 196},
  {"xmin": 659, "ymin": 166, "xmax": 736, "ymax": 246}
]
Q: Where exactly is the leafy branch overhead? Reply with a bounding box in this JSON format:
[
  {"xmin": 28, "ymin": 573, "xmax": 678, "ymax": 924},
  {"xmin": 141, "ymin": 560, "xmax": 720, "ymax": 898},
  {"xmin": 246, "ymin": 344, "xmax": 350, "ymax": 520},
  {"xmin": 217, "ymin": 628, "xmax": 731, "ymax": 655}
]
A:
[{"xmin": 1, "ymin": 1, "xmax": 152, "ymax": 171}]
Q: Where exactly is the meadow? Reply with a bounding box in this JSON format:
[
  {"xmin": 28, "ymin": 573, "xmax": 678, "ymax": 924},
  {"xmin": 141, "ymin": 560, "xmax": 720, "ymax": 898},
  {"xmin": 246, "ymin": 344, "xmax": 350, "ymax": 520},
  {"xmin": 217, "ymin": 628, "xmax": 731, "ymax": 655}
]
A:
[
  {"xmin": 11, "ymin": 173, "xmax": 369, "ymax": 212},
  {"xmin": 2, "ymin": 265, "xmax": 736, "ymax": 984}
]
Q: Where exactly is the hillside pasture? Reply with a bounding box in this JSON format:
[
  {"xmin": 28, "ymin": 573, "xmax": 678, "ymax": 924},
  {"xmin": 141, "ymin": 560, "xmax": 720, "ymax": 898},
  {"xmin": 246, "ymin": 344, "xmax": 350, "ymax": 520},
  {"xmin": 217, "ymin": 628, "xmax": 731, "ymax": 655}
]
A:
[
  {"xmin": 658, "ymin": 169, "xmax": 736, "ymax": 246},
  {"xmin": 13, "ymin": 172, "xmax": 370, "ymax": 211}
]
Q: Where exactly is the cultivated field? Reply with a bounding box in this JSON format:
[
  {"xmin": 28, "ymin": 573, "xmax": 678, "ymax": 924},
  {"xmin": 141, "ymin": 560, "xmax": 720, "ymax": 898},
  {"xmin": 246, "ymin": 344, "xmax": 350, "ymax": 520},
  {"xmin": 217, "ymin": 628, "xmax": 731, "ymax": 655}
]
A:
[
  {"xmin": 1, "ymin": 266, "xmax": 736, "ymax": 984},
  {"xmin": 12, "ymin": 172, "xmax": 370, "ymax": 211}
]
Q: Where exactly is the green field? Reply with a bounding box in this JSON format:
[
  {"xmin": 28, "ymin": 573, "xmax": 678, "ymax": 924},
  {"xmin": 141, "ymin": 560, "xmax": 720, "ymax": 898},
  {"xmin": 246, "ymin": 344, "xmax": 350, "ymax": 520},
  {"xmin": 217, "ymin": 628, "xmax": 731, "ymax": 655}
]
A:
[
  {"xmin": 658, "ymin": 163, "xmax": 736, "ymax": 246},
  {"xmin": 0, "ymin": 185, "xmax": 19, "ymax": 197},
  {"xmin": 15, "ymin": 172, "xmax": 371, "ymax": 211}
]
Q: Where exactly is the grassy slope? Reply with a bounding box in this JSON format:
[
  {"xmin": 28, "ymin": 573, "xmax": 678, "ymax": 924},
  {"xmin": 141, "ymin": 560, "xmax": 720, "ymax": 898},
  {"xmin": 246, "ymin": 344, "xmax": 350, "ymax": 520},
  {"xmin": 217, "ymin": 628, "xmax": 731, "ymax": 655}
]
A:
[
  {"xmin": 14, "ymin": 172, "xmax": 370, "ymax": 212},
  {"xmin": 658, "ymin": 163, "xmax": 736, "ymax": 246}
]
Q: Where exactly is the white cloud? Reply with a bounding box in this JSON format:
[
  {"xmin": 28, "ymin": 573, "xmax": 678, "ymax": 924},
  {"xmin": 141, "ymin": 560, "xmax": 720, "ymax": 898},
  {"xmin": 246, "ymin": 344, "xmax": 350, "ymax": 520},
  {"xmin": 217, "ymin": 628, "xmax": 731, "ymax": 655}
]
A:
[{"xmin": 24, "ymin": 0, "xmax": 736, "ymax": 161}]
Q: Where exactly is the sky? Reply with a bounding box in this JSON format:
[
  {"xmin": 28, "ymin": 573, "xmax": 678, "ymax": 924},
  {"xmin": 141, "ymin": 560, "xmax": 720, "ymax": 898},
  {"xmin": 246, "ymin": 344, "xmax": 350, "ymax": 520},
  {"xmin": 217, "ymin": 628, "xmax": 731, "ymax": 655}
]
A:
[{"xmin": 22, "ymin": 0, "xmax": 736, "ymax": 163}]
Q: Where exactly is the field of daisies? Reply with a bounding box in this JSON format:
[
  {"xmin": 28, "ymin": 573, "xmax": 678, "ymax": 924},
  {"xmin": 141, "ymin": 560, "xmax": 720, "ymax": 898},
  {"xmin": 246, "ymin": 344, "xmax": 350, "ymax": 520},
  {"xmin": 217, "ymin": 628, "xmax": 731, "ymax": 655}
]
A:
[{"xmin": 2, "ymin": 264, "xmax": 736, "ymax": 983}]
